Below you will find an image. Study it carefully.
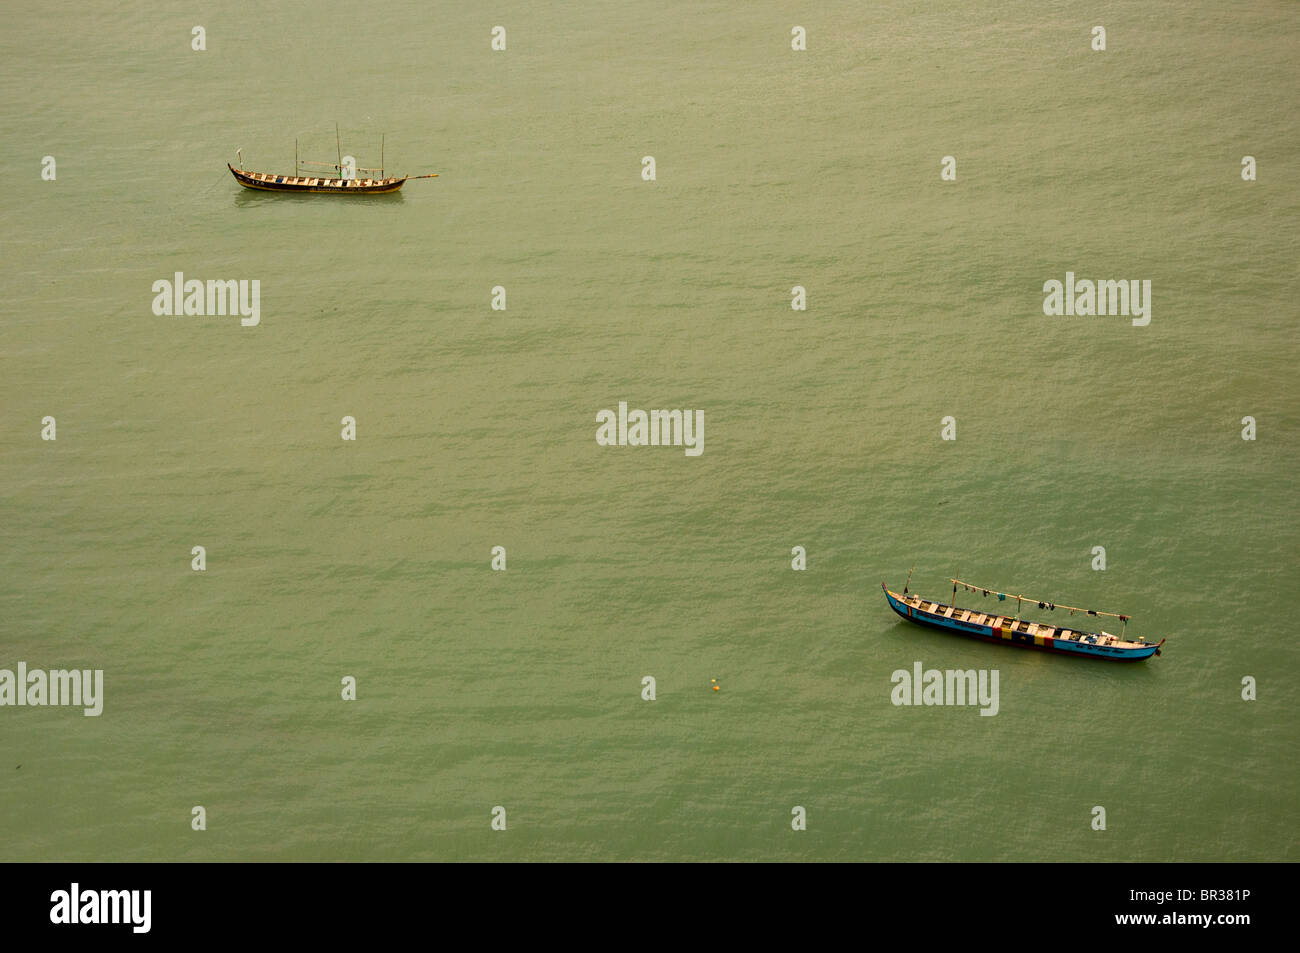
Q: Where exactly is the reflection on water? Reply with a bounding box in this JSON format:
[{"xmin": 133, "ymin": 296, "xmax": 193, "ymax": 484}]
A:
[{"xmin": 233, "ymin": 188, "xmax": 406, "ymax": 209}]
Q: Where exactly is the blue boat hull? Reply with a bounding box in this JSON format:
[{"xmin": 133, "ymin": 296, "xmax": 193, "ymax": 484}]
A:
[{"xmin": 883, "ymin": 583, "xmax": 1161, "ymax": 661}]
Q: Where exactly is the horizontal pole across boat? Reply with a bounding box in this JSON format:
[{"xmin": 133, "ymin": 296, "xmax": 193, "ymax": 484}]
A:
[
  {"xmin": 948, "ymin": 578, "xmax": 1129, "ymax": 621},
  {"xmin": 296, "ymin": 160, "xmax": 385, "ymax": 173}
]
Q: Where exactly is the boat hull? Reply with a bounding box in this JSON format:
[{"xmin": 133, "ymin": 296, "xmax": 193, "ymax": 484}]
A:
[
  {"xmin": 228, "ymin": 163, "xmax": 405, "ymax": 194},
  {"xmin": 882, "ymin": 583, "xmax": 1160, "ymax": 661}
]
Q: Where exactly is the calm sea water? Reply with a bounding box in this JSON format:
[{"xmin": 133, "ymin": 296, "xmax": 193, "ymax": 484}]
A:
[{"xmin": 1, "ymin": 1, "xmax": 1297, "ymax": 861}]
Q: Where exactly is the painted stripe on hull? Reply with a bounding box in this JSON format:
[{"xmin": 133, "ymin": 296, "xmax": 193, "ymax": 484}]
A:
[
  {"xmin": 883, "ymin": 586, "xmax": 1158, "ymax": 662},
  {"xmin": 236, "ymin": 180, "xmax": 405, "ymax": 194}
]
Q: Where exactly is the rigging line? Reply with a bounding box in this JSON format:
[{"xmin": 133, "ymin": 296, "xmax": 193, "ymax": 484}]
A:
[{"xmin": 948, "ymin": 578, "xmax": 1129, "ymax": 620}]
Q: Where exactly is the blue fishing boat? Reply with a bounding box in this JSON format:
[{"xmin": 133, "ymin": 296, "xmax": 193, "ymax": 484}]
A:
[{"xmin": 882, "ymin": 575, "xmax": 1164, "ymax": 661}]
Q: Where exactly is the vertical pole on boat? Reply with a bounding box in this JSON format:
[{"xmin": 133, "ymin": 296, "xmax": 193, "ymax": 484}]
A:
[
  {"xmin": 236, "ymin": 149, "xmax": 242, "ymax": 170},
  {"xmin": 381, "ymin": 133, "xmax": 385, "ymax": 178},
  {"xmin": 1016, "ymin": 594, "xmax": 1022, "ymax": 621},
  {"xmin": 336, "ymin": 123, "xmax": 343, "ymax": 176},
  {"xmin": 904, "ymin": 565, "xmax": 914, "ymax": 595},
  {"xmin": 295, "ymin": 139, "xmax": 299, "ymax": 177}
]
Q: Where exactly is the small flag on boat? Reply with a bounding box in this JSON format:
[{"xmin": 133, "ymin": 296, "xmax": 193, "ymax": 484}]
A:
[{"xmin": 998, "ymin": 592, "xmax": 1006, "ymax": 601}]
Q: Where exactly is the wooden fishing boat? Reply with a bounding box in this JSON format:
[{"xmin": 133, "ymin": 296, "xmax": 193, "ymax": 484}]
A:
[
  {"xmin": 229, "ymin": 162, "xmax": 409, "ymax": 194},
  {"xmin": 882, "ymin": 574, "xmax": 1164, "ymax": 661},
  {"xmin": 228, "ymin": 130, "xmax": 436, "ymax": 195}
]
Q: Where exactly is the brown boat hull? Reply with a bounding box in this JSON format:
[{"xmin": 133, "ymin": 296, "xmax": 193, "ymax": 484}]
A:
[{"xmin": 228, "ymin": 163, "xmax": 405, "ymax": 194}]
